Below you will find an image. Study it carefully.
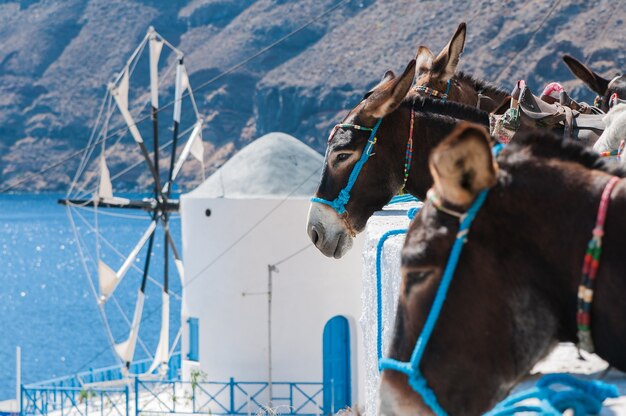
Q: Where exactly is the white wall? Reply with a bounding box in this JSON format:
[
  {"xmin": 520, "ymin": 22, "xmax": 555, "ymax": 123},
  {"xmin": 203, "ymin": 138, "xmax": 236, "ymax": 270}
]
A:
[
  {"xmin": 180, "ymin": 195, "xmax": 365, "ymax": 406},
  {"xmin": 360, "ymin": 202, "xmax": 418, "ymax": 415}
]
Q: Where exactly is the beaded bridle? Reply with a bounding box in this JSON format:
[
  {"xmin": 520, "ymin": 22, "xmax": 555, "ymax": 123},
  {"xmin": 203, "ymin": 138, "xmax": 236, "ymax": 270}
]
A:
[
  {"xmin": 414, "ymin": 79, "xmax": 452, "ymax": 102},
  {"xmin": 379, "ymin": 144, "xmax": 619, "ymax": 414},
  {"xmin": 414, "ymin": 79, "xmax": 494, "ymax": 110},
  {"xmin": 311, "ymin": 110, "xmax": 416, "ymax": 219}
]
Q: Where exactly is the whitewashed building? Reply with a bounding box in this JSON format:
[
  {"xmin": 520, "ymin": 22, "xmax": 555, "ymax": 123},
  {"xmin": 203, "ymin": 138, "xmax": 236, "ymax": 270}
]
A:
[{"xmin": 179, "ymin": 132, "xmax": 365, "ymax": 412}]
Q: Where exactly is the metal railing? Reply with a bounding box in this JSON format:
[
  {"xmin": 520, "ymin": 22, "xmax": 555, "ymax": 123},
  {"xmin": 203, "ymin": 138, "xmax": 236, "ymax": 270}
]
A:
[
  {"xmin": 26, "ymin": 354, "xmax": 181, "ymax": 390},
  {"xmin": 21, "ymin": 378, "xmax": 323, "ymax": 416},
  {"xmin": 136, "ymin": 378, "xmax": 324, "ymax": 415},
  {"xmin": 21, "ymin": 385, "xmax": 130, "ymax": 416}
]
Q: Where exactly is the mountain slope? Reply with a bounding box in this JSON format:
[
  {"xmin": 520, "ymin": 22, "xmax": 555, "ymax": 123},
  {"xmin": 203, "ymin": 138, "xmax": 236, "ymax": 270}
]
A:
[{"xmin": 0, "ymin": 0, "xmax": 624, "ymax": 191}]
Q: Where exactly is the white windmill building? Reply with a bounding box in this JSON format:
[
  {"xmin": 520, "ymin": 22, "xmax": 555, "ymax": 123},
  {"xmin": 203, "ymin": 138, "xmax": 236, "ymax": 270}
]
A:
[{"xmin": 179, "ymin": 132, "xmax": 366, "ymax": 413}]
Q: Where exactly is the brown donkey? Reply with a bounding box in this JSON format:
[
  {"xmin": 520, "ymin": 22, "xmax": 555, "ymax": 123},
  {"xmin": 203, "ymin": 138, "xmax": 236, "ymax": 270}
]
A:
[
  {"xmin": 413, "ymin": 22, "xmax": 509, "ymax": 112},
  {"xmin": 306, "ymin": 60, "xmax": 491, "ymax": 258},
  {"xmin": 563, "ymin": 54, "xmax": 626, "ymax": 112},
  {"xmin": 379, "ymin": 124, "xmax": 626, "ymax": 415}
]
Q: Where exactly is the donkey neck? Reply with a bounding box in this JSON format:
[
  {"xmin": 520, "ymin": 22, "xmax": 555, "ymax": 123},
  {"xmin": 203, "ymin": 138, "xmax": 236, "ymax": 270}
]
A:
[
  {"xmin": 495, "ymin": 154, "xmax": 626, "ymax": 366},
  {"xmin": 399, "ymin": 102, "xmax": 490, "ymax": 200},
  {"xmin": 455, "ymin": 72, "xmax": 509, "ymax": 112}
]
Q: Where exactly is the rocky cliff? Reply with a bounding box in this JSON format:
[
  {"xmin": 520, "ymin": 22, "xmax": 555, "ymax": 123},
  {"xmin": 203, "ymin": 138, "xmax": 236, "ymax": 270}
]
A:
[{"xmin": 0, "ymin": 0, "xmax": 624, "ymax": 191}]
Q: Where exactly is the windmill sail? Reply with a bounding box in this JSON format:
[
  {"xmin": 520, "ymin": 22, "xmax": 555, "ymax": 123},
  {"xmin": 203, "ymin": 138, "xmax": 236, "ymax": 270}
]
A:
[
  {"xmin": 149, "ymin": 33, "xmax": 163, "ymax": 110},
  {"xmin": 148, "ymin": 291, "xmax": 170, "ymax": 374},
  {"xmin": 98, "ymin": 154, "xmax": 113, "ymax": 199},
  {"xmin": 98, "ymin": 221, "xmax": 157, "ymax": 302},
  {"xmin": 114, "ymin": 290, "xmax": 145, "ymax": 364},
  {"xmin": 165, "ymin": 121, "xmax": 203, "ymax": 193},
  {"xmin": 110, "ymin": 68, "xmax": 145, "ymax": 145}
]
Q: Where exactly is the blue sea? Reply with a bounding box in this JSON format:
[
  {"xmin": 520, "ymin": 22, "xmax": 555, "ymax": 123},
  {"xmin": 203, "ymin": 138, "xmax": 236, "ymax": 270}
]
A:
[{"xmin": 0, "ymin": 194, "xmax": 181, "ymax": 400}]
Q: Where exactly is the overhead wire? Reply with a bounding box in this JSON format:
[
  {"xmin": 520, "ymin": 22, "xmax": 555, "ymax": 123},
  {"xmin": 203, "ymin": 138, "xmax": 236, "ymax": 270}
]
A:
[
  {"xmin": 494, "ymin": 0, "xmax": 563, "ymax": 84},
  {"xmin": 0, "ymin": 0, "xmax": 352, "ymax": 194},
  {"xmin": 183, "ymin": 165, "xmax": 321, "ymax": 289},
  {"xmin": 272, "ymin": 244, "xmax": 313, "ymax": 268}
]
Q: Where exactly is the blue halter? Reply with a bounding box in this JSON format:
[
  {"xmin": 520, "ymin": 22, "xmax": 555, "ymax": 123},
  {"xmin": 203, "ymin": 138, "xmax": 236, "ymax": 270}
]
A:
[
  {"xmin": 377, "ymin": 142, "xmax": 618, "ymax": 415},
  {"xmin": 378, "ymin": 144, "xmax": 503, "ymax": 415},
  {"xmin": 378, "ymin": 187, "xmax": 490, "ymax": 415},
  {"xmin": 311, "ymin": 118, "xmax": 383, "ymax": 215}
]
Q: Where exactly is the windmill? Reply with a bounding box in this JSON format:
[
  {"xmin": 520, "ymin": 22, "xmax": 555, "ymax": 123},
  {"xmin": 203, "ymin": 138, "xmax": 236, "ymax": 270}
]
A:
[{"xmin": 60, "ymin": 26, "xmax": 204, "ymax": 377}]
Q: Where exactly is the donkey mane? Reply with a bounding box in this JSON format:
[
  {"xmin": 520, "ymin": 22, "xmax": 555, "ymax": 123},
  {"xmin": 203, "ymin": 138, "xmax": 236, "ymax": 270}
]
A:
[
  {"xmin": 508, "ymin": 130, "xmax": 626, "ymax": 177},
  {"xmin": 456, "ymin": 71, "xmax": 509, "ymax": 97},
  {"xmin": 406, "ymin": 96, "xmax": 490, "ymax": 126}
]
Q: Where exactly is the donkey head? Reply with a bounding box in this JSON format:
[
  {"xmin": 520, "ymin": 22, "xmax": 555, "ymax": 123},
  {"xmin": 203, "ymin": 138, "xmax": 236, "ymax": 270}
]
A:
[
  {"xmin": 413, "ymin": 23, "xmax": 467, "ymax": 102},
  {"xmin": 307, "ymin": 61, "xmax": 416, "ymax": 258},
  {"xmin": 563, "ymin": 54, "xmax": 626, "ymax": 112},
  {"xmin": 379, "ymin": 124, "xmax": 563, "ymax": 415}
]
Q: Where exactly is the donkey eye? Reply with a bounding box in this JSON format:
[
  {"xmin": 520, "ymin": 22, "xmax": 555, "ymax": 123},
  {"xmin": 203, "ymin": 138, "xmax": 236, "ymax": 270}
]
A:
[
  {"xmin": 404, "ymin": 270, "xmax": 433, "ymax": 295},
  {"xmin": 336, "ymin": 153, "xmax": 351, "ymax": 162}
]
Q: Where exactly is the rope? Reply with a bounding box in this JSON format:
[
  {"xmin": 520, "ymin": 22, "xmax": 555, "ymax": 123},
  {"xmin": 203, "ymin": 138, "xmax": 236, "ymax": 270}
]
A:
[
  {"xmin": 485, "ymin": 374, "xmax": 618, "ymax": 416},
  {"xmin": 374, "ymin": 197, "xmax": 421, "ymax": 360},
  {"xmin": 388, "ymin": 194, "xmax": 419, "ymax": 205},
  {"xmin": 376, "ymin": 229, "xmax": 408, "ymax": 361},
  {"xmin": 0, "ymin": 0, "xmax": 352, "ymax": 194}
]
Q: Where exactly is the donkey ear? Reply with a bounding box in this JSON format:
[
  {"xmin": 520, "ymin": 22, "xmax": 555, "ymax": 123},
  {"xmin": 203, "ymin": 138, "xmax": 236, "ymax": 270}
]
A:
[
  {"xmin": 431, "ymin": 22, "xmax": 466, "ymax": 81},
  {"xmin": 415, "ymin": 46, "xmax": 434, "ymax": 74},
  {"xmin": 381, "ymin": 70, "xmax": 396, "ymax": 83},
  {"xmin": 361, "ymin": 60, "xmax": 416, "ymax": 119},
  {"xmin": 364, "ymin": 70, "xmax": 396, "ymax": 99},
  {"xmin": 563, "ymin": 54, "xmax": 610, "ymax": 95},
  {"xmin": 429, "ymin": 122, "xmax": 497, "ymax": 207}
]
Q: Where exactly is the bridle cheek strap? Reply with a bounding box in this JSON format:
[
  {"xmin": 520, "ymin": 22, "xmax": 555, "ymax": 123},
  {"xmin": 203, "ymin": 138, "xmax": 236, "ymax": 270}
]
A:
[
  {"xmin": 577, "ymin": 176, "xmax": 620, "ymax": 352},
  {"xmin": 311, "ymin": 118, "xmax": 383, "ymax": 215}
]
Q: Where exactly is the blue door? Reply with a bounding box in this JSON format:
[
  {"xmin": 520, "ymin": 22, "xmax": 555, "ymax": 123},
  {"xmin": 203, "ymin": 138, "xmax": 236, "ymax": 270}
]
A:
[{"xmin": 323, "ymin": 316, "xmax": 351, "ymax": 414}]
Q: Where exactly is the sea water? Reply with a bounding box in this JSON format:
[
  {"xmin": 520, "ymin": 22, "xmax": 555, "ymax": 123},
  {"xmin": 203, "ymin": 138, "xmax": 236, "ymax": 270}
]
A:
[{"xmin": 0, "ymin": 194, "xmax": 181, "ymax": 399}]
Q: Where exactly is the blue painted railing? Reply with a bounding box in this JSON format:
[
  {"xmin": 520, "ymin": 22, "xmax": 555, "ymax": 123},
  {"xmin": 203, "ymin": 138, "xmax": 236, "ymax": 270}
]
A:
[
  {"xmin": 136, "ymin": 379, "xmax": 323, "ymax": 415},
  {"xmin": 21, "ymin": 377, "xmax": 323, "ymax": 415},
  {"xmin": 21, "ymin": 385, "xmax": 130, "ymax": 416},
  {"xmin": 27, "ymin": 354, "xmax": 181, "ymax": 389}
]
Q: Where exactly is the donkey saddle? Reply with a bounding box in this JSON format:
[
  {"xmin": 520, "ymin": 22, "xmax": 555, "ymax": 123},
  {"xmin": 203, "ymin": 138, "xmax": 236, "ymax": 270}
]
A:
[{"xmin": 517, "ymin": 86, "xmax": 605, "ymax": 140}]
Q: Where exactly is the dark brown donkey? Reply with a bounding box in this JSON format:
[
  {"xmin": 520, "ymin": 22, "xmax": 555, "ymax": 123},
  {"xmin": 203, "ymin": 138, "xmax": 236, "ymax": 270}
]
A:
[
  {"xmin": 563, "ymin": 54, "xmax": 626, "ymax": 112},
  {"xmin": 306, "ymin": 60, "xmax": 490, "ymax": 258},
  {"xmin": 379, "ymin": 124, "xmax": 626, "ymax": 415},
  {"xmin": 413, "ymin": 22, "xmax": 509, "ymax": 112}
]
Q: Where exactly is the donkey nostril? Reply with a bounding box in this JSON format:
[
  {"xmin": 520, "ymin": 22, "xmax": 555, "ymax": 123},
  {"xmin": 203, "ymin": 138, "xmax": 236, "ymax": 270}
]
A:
[{"xmin": 310, "ymin": 226, "xmax": 320, "ymax": 245}]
